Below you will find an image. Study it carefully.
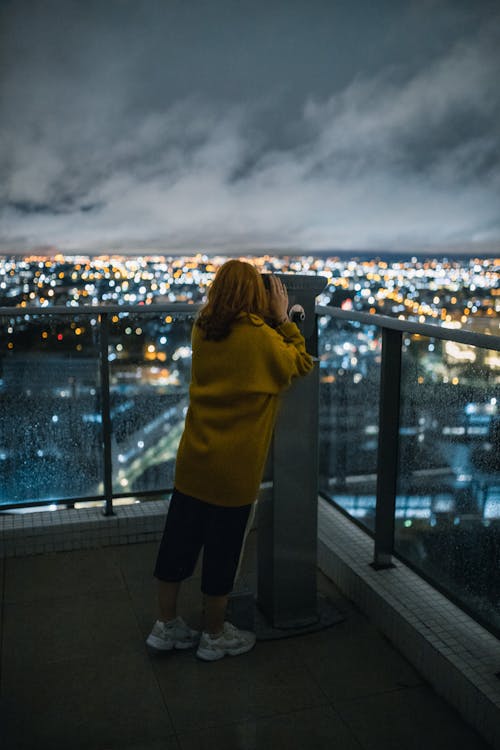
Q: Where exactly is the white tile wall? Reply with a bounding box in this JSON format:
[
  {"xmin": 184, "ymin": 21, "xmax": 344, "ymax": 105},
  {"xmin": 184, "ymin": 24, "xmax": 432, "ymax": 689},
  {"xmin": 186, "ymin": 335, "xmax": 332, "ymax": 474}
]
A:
[
  {"xmin": 317, "ymin": 498, "xmax": 500, "ymax": 750},
  {"xmin": 0, "ymin": 499, "xmax": 168, "ymax": 558}
]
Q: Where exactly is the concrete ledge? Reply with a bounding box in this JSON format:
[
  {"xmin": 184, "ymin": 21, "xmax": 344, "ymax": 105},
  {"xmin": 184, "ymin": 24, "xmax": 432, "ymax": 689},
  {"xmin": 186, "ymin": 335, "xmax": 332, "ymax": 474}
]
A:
[
  {"xmin": 0, "ymin": 500, "xmax": 168, "ymax": 557},
  {"xmin": 317, "ymin": 498, "xmax": 500, "ymax": 750}
]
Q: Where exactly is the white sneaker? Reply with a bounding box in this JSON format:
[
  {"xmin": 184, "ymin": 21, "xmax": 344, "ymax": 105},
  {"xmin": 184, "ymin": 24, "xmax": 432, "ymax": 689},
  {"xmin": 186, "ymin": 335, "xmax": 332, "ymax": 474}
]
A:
[
  {"xmin": 196, "ymin": 621, "xmax": 256, "ymax": 662},
  {"xmin": 146, "ymin": 617, "xmax": 200, "ymax": 651}
]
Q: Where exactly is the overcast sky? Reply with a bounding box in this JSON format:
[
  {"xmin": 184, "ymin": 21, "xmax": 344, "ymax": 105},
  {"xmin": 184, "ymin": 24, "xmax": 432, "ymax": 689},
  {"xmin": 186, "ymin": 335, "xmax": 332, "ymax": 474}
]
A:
[{"xmin": 1, "ymin": 0, "xmax": 499, "ymax": 255}]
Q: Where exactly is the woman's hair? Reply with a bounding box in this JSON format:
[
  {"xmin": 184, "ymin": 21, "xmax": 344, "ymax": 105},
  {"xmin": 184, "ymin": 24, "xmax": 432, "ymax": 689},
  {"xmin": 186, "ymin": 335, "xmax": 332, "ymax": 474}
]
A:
[{"xmin": 196, "ymin": 259, "xmax": 268, "ymax": 341}]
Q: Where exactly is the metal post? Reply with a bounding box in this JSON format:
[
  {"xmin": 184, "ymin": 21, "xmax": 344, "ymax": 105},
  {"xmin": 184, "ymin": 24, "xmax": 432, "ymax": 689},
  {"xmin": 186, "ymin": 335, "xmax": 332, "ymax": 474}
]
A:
[
  {"xmin": 99, "ymin": 312, "xmax": 114, "ymax": 516},
  {"xmin": 373, "ymin": 327, "xmax": 402, "ymax": 568},
  {"xmin": 257, "ymin": 274, "xmax": 327, "ymax": 628}
]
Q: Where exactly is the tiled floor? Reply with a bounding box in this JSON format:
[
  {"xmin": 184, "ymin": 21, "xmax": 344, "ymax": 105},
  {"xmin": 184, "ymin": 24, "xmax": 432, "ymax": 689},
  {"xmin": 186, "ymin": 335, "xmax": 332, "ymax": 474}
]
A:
[{"xmin": 0, "ymin": 531, "xmax": 493, "ymax": 750}]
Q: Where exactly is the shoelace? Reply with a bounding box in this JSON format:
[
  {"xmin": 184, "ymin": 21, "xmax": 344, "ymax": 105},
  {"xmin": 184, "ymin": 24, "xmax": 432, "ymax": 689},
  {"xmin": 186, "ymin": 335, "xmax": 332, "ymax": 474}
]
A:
[{"xmin": 160, "ymin": 618, "xmax": 184, "ymax": 635}]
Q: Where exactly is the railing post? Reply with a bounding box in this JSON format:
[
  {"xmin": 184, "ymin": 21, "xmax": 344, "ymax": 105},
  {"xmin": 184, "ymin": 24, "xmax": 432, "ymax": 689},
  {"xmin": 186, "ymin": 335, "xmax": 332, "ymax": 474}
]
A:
[
  {"xmin": 373, "ymin": 327, "xmax": 402, "ymax": 569},
  {"xmin": 99, "ymin": 312, "xmax": 114, "ymax": 516}
]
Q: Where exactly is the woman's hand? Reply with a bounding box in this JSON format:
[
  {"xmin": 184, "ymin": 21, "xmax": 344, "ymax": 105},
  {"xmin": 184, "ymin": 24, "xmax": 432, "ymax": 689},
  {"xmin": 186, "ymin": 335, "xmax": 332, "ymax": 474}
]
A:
[{"xmin": 267, "ymin": 275, "xmax": 289, "ymax": 325}]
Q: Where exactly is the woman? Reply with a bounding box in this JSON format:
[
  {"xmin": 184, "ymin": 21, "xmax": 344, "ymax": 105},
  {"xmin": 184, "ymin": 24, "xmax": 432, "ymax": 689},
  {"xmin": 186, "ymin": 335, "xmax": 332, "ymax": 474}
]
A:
[{"xmin": 147, "ymin": 259, "xmax": 313, "ymax": 661}]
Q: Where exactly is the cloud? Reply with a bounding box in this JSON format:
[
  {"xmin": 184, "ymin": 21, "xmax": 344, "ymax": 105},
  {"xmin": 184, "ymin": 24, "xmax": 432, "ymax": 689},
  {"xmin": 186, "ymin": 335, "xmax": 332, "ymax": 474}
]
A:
[{"xmin": 1, "ymin": 20, "xmax": 499, "ymax": 254}]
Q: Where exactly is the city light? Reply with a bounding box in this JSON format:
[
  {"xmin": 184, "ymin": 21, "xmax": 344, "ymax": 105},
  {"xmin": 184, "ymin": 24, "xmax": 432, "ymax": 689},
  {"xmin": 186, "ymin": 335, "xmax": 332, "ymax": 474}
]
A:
[{"xmin": 0, "ymin": 252, "xmax": 499, "ymax": 530}]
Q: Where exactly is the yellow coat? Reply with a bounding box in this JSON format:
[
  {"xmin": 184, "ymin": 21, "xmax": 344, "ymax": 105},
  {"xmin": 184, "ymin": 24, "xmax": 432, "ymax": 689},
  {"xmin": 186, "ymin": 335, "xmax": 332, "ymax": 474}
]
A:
[{"xmin": 174, "ymin": 313, "xmax": 314, "ymax": 506}]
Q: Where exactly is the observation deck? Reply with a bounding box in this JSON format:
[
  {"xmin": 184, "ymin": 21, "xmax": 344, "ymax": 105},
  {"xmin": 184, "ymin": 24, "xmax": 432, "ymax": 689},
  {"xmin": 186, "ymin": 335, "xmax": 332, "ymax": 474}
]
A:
[{"xmin": 1, "ymin": 299, "xmax": 499, "ymax": 749}]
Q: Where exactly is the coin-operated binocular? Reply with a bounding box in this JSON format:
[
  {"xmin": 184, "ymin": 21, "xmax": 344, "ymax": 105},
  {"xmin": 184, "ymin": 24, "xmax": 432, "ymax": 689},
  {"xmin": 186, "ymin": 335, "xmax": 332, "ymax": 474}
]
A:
[{"xmin": 258, "ymin": 274, "xmax": 328, "ymax": 629}]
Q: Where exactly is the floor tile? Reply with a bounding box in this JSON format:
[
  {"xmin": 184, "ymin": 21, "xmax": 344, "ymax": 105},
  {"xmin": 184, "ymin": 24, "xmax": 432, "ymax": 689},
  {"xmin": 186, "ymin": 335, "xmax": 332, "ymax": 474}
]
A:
[
  {"xmin": 177, "ymin": 705, "xmax": 363, "ymax": 750},
  {"xmin": 1, "ymin": 541, "xmax": 495, "ymax": 750},
  {"xmin": 128, "ymin": 575, "xmax": 160, "ymax": 633},
  {"xmin": 100, "ymin": 742, "xmax": 181, "ymax": 750},
  {"xmin": 105, "ymin": 742, "xmax": 181, "ymax": 750},
  {"xmin": 154, "ymin": 639, "xmax": 329, "ymax": 732},
  {"xmin": 295, "ymin": 618, "xmax": 423, "ymax": 702},
  {"xmin": 0, "ymin": 651, "xmax": 175, "ymax": 750},
  {"xmin": 336, "ymin": 685, "xmax": 492, "ymax": 750},
  {"xmin": 4, "ymin": 548, "xmax": 125, "ymax": 603},
  {"xmin": 112, "ymin": 541, "xmax": 160, "ymax": 588},
  {"xmin": 2, "ymin": 589, "xmax": 144, "ymax": 671}
]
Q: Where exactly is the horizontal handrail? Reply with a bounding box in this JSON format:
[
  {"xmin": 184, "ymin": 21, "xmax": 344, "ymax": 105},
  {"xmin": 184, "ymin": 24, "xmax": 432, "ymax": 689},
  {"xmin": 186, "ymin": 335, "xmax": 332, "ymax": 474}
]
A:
[
  {"xmin": 0, "ymin": 303, "xmax": 202, "ymax": 316},
  {"xmin": 2, "ymin": 302, "xmax": 498, "ymax": 350},
  {"xmin": 315, "ymin": 304, "xmax": 500, "ymax": 351}
]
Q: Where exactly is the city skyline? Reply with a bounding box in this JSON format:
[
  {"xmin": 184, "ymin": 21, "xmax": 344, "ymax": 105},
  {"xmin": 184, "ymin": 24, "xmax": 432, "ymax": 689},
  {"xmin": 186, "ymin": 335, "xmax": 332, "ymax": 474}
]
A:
[
  {"xmin": 1, "ymin": 252, "xmax": 498, "ymax": 638},
  {"xmin": 1, "ymin": 254, "xmax": 498, "ymax": 344},
  {"xmin": 1, "ymin": 1, "xmax": 499, "ymax": 255}
]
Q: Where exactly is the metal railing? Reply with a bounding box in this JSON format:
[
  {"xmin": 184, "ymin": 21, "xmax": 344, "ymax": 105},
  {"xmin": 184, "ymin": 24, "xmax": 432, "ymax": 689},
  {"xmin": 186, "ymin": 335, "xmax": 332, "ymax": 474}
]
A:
[
  {"xmin": 316, "ymin": 304, "xmax": 500, "ymax": 637},
  {"xmin": 0, "ymin": 303, "xmax": 200, "ymax": 513},
  {"xmin": 316, "ymin": 304, "xmax": 500, "ymax": 564},
  {"xmin": 2, "ymin": 301, "xmax": 500, "ymax": 634},
  {"xmin": 2, "ymin": 301, "xmax": 499, "ymax": 518}
]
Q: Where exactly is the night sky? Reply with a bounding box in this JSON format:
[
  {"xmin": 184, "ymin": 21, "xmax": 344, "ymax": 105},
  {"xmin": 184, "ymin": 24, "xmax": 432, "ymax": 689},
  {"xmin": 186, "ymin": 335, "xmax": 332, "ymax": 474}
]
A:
[{"xmin": 1, "ymin": 0, "xmax": 499, "ymax": 255}]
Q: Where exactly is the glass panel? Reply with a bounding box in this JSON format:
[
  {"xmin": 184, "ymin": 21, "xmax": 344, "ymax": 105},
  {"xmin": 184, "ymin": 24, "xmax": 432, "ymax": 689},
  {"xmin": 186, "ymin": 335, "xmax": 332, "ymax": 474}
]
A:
[
  {"xmin": 0, "ymin": 312, "xmax": 102, "ymax": 506},
  {"xmin": 318, "ymin": 315, "xmax": 382, "ymax": 532},
  {"xmin": 395, "ymin": 333, "xmax": 500, "ymax": 633},
  {"xmin": 108, "ymin": 311, "xmax": 195, "ymax": 495}
]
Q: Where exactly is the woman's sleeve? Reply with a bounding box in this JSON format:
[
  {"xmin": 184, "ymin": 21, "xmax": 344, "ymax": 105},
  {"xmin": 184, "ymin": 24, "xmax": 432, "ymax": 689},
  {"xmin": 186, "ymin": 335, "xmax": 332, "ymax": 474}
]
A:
[{"xmin": 262, "ymin": 320, "xmax": 314, "ymax": 391}]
